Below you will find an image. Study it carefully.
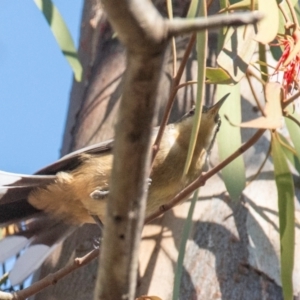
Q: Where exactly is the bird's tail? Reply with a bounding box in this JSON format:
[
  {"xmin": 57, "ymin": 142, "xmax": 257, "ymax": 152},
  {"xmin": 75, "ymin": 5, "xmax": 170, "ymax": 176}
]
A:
[
  {"xmin": 0, "ymin": 170, "xmax": 76, "ymax": 285},
  {"xmin": 0, "ymin": 216, "xmax": 76, "ymax": 285},
  {"xmin": 0, "ymin": 170, "xmax": 56, "ymax": 226}
]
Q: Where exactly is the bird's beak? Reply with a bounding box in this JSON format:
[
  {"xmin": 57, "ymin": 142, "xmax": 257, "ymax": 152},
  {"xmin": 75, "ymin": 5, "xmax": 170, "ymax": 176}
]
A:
[{"xmin": 208, "ymin": 93, "xmax": 230, "ymax": 115}]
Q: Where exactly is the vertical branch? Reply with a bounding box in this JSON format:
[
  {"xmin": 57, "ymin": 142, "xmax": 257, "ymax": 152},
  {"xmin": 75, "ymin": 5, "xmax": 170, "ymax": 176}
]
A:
[
  {"xmin": 94, "ymin": 1, "xmax": 167, "ymax": 299},
  {"xmin": 95, "ymin": 52, "xmax": 166, "ymax": 300}
]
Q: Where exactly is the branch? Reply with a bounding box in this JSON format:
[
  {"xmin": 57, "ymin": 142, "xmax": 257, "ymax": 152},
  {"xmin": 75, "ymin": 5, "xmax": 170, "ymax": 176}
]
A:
[
  {"xmin": 167, "ymin": 11, "xmax": 263, "ymax": 37},
  {"xmin": 0, "ymin": 249, "xmax": 99, "ymax": 300},
  {"xmin": 152, "ymin": 33, "xmax": 196, "ymax": 163},
  {"xmin": 96, "ymin": 0, "xmax": 167, "ymax": 298}
]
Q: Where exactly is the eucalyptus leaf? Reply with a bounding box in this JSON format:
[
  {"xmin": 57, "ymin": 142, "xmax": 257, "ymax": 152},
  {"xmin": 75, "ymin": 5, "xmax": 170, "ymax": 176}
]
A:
[
  {"xmin": 217, "ymin": 25, "xmax": 257, "ymax": 83},
  {"xmin": 172, "ymin": 190, "xmax": 198, "ymax": 300},
  {"xmin": 183, "ymin": 0, "xmax": 207, "ymax": 176},
  {"xmin": 278, "ymin": 133, "xmax": 300, "ymax": 175},
  {"xmin": 174, "ymin": 1, "xmax": 206, "ymax": 298},
  {"xmin": 217, "ymin": 83, "xmax": 246, "ymax": 201},
  {"xmin": 271, "ymin": 133, "xmax": 295, "ymax": 300},
  {"xmin": 255, "ymin": 0, "xmax": 279, "ymax": 44},
  {"xmin": 206, "ymin": 67, "xmax": 232, "ymax": 84},
  {"xmin": 186, "ymin": 0, "xmax": 199, "ymax": 18},
  {"xmin": 34, "ymin": 0, "xmax": 82, "ymax": 81},
  {"xmin": 285, "ymin": 111, "xmax": 300, "ymax": 162}
]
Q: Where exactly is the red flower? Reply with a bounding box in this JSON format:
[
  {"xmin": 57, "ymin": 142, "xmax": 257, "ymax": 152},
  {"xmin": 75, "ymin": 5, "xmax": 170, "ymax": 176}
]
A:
[{"xmin": 274, "ymin": 31, "xmax": 300, "ymax": 95}]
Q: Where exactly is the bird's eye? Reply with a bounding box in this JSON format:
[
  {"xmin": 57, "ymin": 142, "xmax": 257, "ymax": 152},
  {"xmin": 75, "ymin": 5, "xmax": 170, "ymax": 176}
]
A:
[
  {"xmin": 188, "ymin": 109, "xmax": 195, "ymax": 116},
  {"xmin": 214, "ymin": 114, "xmax": 220, "ymax": 123},
  {"xmin": 202, "ymin": 106, "xmax": 209, "ymax": 113}
]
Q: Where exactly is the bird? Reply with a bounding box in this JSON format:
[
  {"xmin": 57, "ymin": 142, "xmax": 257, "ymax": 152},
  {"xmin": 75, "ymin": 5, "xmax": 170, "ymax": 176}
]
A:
[
  {"xmin": 0, "ymin": 95, "xmax": 228, "ymax": 228},
  {"xmin": 0, "ymin": 95, "xmax": 228, "ymax": 285}
]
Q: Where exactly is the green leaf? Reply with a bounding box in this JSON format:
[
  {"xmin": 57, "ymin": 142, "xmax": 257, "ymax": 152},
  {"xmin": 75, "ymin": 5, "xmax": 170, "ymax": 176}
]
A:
[
  {"xmin": 271, "ymin": 133, "xmax": 295, "ymax": 300},
  {"xmin": 206, "ymin": 67, "xmax": 232, "ymax": 84},
  {"xmin": 174, "ymin": 4, "xmax": 206, "ymax": 296},
  {"xmin": 217, "ymin": 83, "xmax": 246, "ymax": 200},
  {"xmin": 229, "ymin": 0, "xmax": 245, "ymax": 4},
  {"xmin": 183, "ymin": 0, "xmax": 207, "ymax": 175},
  {"xmin": 186, "ymin": 0, "xmax": 199, "ymax": 18},
  {"xmin": 172, "ymin": 190, "xmax": 198, "ymax": 300},
  {"xmin": 285, "ymin": 112, "xmax": 300, "ymax": 162},
  {"xmin": 34, "ymin": 0, "xmax": 83, "ymax": 81},
  {"xmin": 278, "ymin": 133, "xmax": 300, "ymax": 175}
]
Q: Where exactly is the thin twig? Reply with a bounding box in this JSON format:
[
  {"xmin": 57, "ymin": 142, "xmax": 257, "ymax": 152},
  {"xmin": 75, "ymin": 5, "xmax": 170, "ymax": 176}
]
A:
[
  {"xmin": 283, "ymin": 90, "xmax": 300, "ymax": 108},
  {"xmin": 151, "ymin": 33, "xmax": 196, "ymax": 163},
  {"xmin": 0, "ymin": 249, "xmax": 100, "ymax": 300},
  {"xmin": 171, "ymin": 38, "xmax": 177, "ymax": 77},
  {"xmin": 175, "ymin": 80, "xmax": 198, "ymax": 90},
  {"xmin": 246, "ymin": 72, "xmax": 266, "ymax": 116},
  {"xmin": 286, "ymin": 0, "xmax": 299, "ymax": 28},
  {"xmin": 247, "ymin": 68, "xmax": 265, "ymax": 85},
  {"xmin": 277, "ymin": 132, "xmax": 298, "ymax": 154},
  {"xmin": 167, "ymin": 11, "xmax": 263, "ymax": 37},
  {"xmin": 207, "ymin": 0, "xmax": 214, "ymax": 8},
  {"xmin": 284, "ymin": 112, "xmax": 300, "ymax": 127},
  {"xmin": 250, "ymin": 0, "xmax": 255, "ymax": 11},
  {"xmin": 166, "ymin": 0, "xmax": 177, "ymax": 76},
  {"xmin": 246, "ymin": 141, "xmax": 271, "ymax": 186},
  {"xmin": 278, "ymin": 1, "xmax": 290, "ymax": 24}
]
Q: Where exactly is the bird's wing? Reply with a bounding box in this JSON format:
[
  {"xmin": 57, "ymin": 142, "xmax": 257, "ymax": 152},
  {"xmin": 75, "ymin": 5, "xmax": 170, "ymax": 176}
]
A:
[
  {"xmin": 0, "ymin": 171, "xmax": 56, "ymax": 226},
  {"xmin": 0, "ymin": 171, "xmax": 56, "ymax": 203},
  {"xmin": 35, "ymin": 139, "xmax": 114, "ymax": 175},
  {"xmin": 0, "ymin": 171, "xmax": 56, "ymax": 187},
  {"xmin": 0, "ymin": 140, "xmax": 115, "ymax": 284}
]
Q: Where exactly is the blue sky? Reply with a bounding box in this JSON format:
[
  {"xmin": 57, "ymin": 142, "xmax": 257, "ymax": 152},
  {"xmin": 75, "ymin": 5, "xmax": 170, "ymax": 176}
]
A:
[{"xmin": 0, "ymin": 1, "xmax": 83, "ymax": 174}]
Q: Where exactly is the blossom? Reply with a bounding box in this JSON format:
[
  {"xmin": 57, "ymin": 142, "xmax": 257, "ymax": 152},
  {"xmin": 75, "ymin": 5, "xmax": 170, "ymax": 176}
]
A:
[{"xmin": 274, "ymin": 31, "xmax": 300, "ymax": 95}]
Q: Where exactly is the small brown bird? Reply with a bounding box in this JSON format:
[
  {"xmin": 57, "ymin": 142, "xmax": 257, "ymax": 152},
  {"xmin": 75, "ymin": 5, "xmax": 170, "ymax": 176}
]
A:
[
  {"xmin": 0, "ymin": 97, "xmax": 228, "ymax": 285},
  {"xmin": 0, "ymin": 95, "xmax": 227, "ymax": 227}
]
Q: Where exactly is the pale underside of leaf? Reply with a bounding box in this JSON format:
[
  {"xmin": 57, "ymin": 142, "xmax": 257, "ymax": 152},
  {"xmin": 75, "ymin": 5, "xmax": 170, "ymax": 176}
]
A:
[
  {"xmin": 228, "ymin": 82, "xmax": 283, "ymax": 129},
  {"xmin": 217, "ymin": 25, "xmax": 257, "ymax": 83},
  {"xmin": 254, "ymin": 0, "xmax": 279, "ymax": 44}
]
